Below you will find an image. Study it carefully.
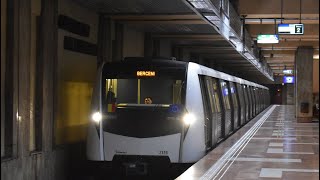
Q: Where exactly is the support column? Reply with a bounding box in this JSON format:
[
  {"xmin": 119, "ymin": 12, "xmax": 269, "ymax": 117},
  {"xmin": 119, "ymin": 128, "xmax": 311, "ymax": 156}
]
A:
[
  {"xmin": 18, "ymin": 0, "xmax": 31, "ymax": 157},
  {"xmin": 295, "ymin": 46, "xmax": 313, "ymax": 122},
  {"xmin": 40, "ymin": 0, "xmax": 57, "ymax": 152},
  {"xmin": 97, "ymin": 16, "xmax": 112, "ymax": 65},
  {"xmin": 113, "ymin": 22, "xmax": 123, "ymax": 61}
]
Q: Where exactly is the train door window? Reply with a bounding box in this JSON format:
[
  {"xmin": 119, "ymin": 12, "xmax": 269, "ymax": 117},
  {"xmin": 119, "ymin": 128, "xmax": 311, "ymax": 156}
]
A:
[
  {"xmin": 204, "ymin": 77, "xmax": 215, "ymax": 113},
  {"xmin": 257, "ymin": 88, "xmax": 261, "ymax": 112},
  {"xmin": 211, "ymin": 78, "xmax": 223, "ymax": 141},
  {"xmin": 220, "ymin": 81, "xmax": 231, "ymax": 110},
  {"xmin": 247, "ymin": 86, "xmax": 253, "ymax": 117},
  {"xmin": 236, "ymin": 83, "xmax": 245, "ymax": 124},
  {"xmin": 252, "ymin": 87, "xmax": 256, "ymax": 115},
  {"xmin": 230, "ymin": 82, "xmax": 239, "ymax": 126},
  {"xmin": 212, "ymin": 80, "xmax": 221, "ymax": 113},
  {"xmin": 237, "ymin": 83, "xmax": 244, "ymax": 108},
  {"xmin": 243, "ymin": 85, "xmax": 250, "ymax": 120},
  {"xmin": 230, "ymin": 83, "xmax": 238, "ymax": 108}
]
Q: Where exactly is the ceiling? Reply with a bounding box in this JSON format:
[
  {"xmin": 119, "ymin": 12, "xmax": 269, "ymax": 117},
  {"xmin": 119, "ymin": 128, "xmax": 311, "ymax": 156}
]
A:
[
  {"xmin": 238, "ymin": 0, "xmax": 319, "ymax": 76},
  {"xmin": 72, "ymin": 0, "xmax": 318, "ymax": 84}
]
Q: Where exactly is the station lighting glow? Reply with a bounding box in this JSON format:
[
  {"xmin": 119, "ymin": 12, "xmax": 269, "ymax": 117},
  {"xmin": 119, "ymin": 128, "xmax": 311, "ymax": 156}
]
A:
[
  {"xmin": 283, "ymin": 69, "xmax": 293, "ymax": 74},
  {"xmin": 283, "ymin": 76, "xmax": 294, "ymax": 84},
  {"xmin": 314, "ymin": 54, "xmax": 319, "ymax": 59},
  {"xmin": 257, "ymin": 34, "xmax": 279, "ymax": 44}
]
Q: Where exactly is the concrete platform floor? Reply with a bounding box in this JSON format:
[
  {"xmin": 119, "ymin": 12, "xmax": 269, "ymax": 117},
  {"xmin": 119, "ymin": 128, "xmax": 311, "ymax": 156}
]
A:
[{"xmin": 177, "ymin": 105, "xmax": 319, "ymax": 180}]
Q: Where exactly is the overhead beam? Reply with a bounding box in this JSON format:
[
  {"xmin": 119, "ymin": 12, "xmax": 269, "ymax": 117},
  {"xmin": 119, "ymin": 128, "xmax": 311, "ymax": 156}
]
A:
[
  {"xmin": 204, "ymin": 57, "xmax": 249, "ymax": 64},
  {"xmin": 217, "ymin": 64, "xmax": 257, "ymax": 68},
  {"xmin": 152, "ymin": 34, "xmax": 224, "ymax": 40},
  {"xmin": 175, "ymin": 45, "xmax": 235, "ymax": 50},
  {"xmin": 265, "ymin": 57, "xmax": 294, "ymax": 61},
  {"xmin": 107, "ymin": 14, "xmax": 201, "ymax": 20},
  {"xmin": 106, "ymin": 14, "xmax": 209, "ymax": 24},
  {"xmin": 258, "ymin": 41, "xmax": 319, "ymax": 48},
  {"xmin": 245, "ymin": 19, "xmax": 319, "ymax": 25},
  {"xmin": 268, "ymin": 62, "xmax": 294, "ymax": 65},
  {"xmin": 269, "ymin": 63, "xmax": 294, "ymax": 65},
  {"xmin": 119, "ymin": 19, "xmax": 207, "ymax": 24},
  {"xmin": 188, "ymin": 49, "xmax": 239, "ymax": 54},
  {"xmin": 239, "ymin": 0, "xmax": 319, "ymax": 15},
  {"xmin": 199, "ymin": 53, "xmax": 242, "ymax": 58},
  {"xmin": 242, "ymin": 14, "xmax": 319, "ymax": 19}
]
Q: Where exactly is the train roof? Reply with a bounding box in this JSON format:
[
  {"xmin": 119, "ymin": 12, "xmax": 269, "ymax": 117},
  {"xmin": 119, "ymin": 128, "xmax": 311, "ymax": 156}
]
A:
[
  {"xmin": 103, "ymin": 57, "xmax": 268, "ymax": 90},
  {"xmin": 194, "ymin": 63, "xmax": 269, "ymax": 90}
]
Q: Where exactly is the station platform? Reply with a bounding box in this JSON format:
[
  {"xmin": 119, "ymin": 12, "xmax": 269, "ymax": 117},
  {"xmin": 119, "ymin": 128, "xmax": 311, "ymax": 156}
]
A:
[{"xmin": 177, "ymin": 105, "xmax": 319, "ymax": 180}]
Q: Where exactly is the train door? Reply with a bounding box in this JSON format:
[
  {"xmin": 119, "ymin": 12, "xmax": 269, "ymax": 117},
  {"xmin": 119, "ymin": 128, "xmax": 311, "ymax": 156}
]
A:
[
  {"xmin": 199, "ymin": 76, "xmax": 213, "ymax": 151},
  {"xmin": 199, "ymin": 76, "xmax": 222, "ymax": 150},
  {"xmin": 211, "ymin": 78, "xmax": 223, "ymax": 143},
  {"xmin": 236, "ymin": 83, "xmax": 245, "ymax": 126},
  {"xmin": 219, "ymin": 80, "xmax": 232, "ymax": 136},
  {"xmin": 245, "ymin": 85, "xmax": 252, "ymax": 120},
  {"xmin": 251, "ymin": 87, "xmax": 256, "ymax": 117},
  {"xmin": 256, "ymin": 88, "xmax": 260, "ymax": 113},
  {"xmin": 258, "ymin": 89, "xmax": 262, "ymax": 112},
  {"xmin": 229, "ymin": 82, "xmax": 239, "ymax": 130},
  {"xmin": 251, "ymin": 87, "xmax": 256, "ymax": 116},
  {"xmin": 243, "ymin": 85, "xmax": 249, "ymax": 123}
]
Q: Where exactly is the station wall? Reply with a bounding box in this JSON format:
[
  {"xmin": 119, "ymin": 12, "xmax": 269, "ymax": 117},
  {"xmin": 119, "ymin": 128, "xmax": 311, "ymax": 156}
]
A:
[{"xmin": 56, "ymin": 0, "xmax": 98, "ymax": 145}]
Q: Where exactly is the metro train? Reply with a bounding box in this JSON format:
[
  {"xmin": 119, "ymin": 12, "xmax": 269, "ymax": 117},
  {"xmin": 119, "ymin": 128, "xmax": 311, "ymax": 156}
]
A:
[{"xmin": 86, "ymin": 57, "xmax": 270, "ymax": 175}]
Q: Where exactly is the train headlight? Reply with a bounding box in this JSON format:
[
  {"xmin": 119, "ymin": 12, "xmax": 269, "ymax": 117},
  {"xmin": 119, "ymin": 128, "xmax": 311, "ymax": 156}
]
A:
[
  {"xmin": 183, "ymin": 113, "xmax": 196, "ymax": 125},
  {"xmin": 92, "ymin": 112, "xmax": 102, "ymax": 123}
]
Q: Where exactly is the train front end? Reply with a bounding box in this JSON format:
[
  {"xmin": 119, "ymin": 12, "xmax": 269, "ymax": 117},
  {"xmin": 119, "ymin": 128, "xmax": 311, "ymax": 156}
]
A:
[{"xmin": 86, "ymin": 58, "xmax": 192, "ymax": 175}]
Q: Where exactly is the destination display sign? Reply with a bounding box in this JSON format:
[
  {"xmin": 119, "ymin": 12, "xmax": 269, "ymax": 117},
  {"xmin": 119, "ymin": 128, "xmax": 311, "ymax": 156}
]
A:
[
  {"xmin": 278, "ymin": 24, "xmax": 304, "ymax": 35},
  {"xmin": 137, "ymin": 71, "xmax": 156, "ymax": 77}
]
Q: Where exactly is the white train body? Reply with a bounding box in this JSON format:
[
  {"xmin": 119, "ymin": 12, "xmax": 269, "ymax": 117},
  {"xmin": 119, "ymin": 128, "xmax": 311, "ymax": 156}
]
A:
[{"xmin": 86, "ymin": 58, "xmax": 270, "ymax": 172}]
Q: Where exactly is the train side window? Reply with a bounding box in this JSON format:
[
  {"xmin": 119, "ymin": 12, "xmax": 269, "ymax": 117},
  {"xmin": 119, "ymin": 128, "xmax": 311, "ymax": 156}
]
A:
[
  {"xmin": 220, "ymin": 81, "xmax": 231, "ymax": 110},
  {"xmin": 230, "ymin": 82, "xmax": 238, "ymax": 108},
  {"xmin": 204, "ymin": 77, "xmax": 216, "ymax": 113}
]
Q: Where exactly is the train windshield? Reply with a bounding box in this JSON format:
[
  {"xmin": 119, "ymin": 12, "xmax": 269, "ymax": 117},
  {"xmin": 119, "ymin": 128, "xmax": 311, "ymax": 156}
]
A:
[{"xmin": 101, "ymin": 62, "xmax": 187, "ymax": 138}]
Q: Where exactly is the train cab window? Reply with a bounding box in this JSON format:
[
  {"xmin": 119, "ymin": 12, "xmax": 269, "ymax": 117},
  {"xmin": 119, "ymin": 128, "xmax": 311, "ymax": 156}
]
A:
[
  {"xmin": 220, "ymin": 81, "xmax": 231, "ymax": 110},
  {"xmin": 101, "ymin": 63, "xmax": 187, "ymax": 138},
  {"xmin": 104, "ymin": 78, "xmax": 184, "ymax": 106}
]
